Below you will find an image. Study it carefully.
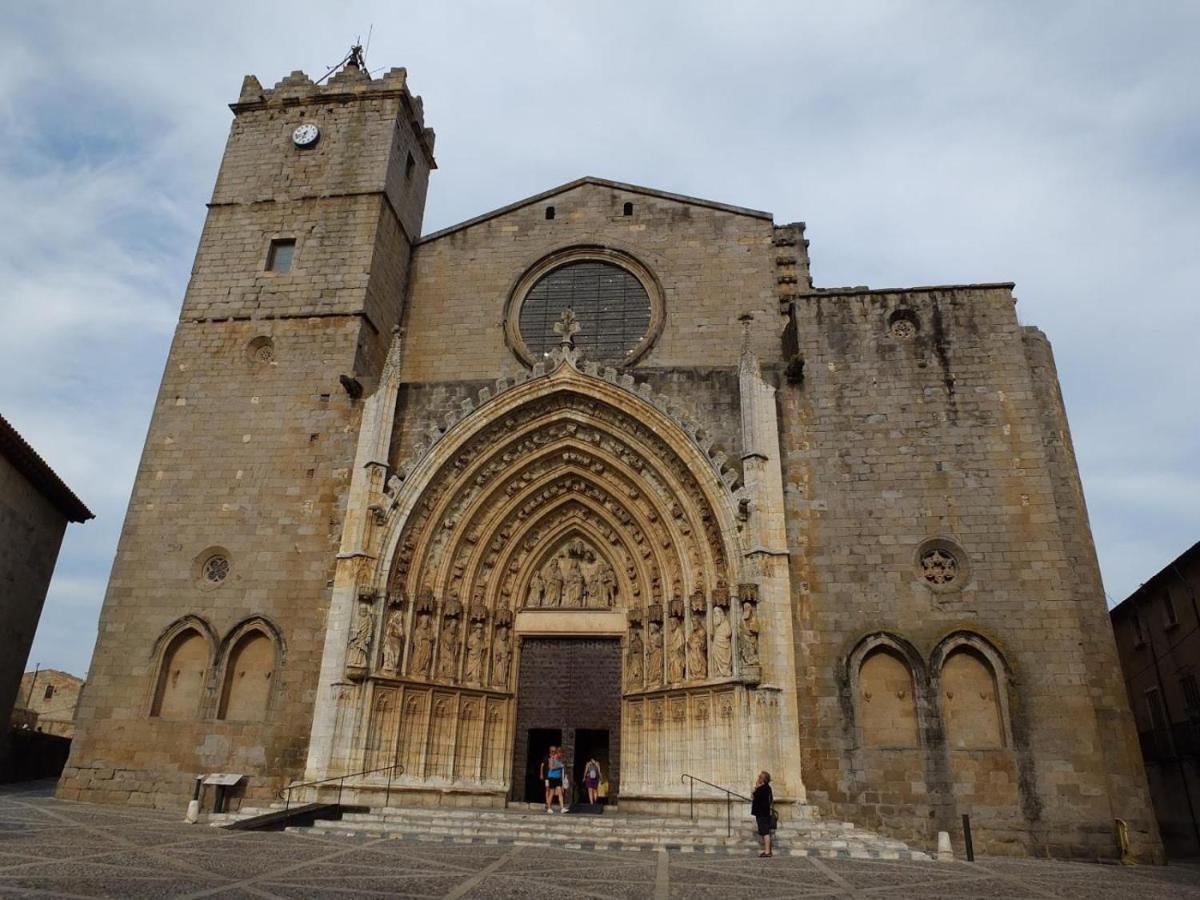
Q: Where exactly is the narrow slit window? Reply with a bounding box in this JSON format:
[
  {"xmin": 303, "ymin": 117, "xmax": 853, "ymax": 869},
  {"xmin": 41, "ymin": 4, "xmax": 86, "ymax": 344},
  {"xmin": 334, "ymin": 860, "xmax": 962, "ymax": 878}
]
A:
[
  {"xmin": 267, "ymin": 239, "xmax": 295, "ymax": 273},
  {"xmin": 545, "ymin": 206, "xmax": 555, "ymax": 220},
  {"xmin": 1182, "ymin": 673, "xmax": 1200, "ymax": 716},
  {"xmin": 1164, "ymin": 591, "xmax": 1179, "ymax": 627},
  {"xmin": 405, "ymin": 151, "xmax": 415, "ymax": 179},
  {"xmin": 43, "ymin": 684, "xmax": 54, "ymax": 701},
  {"xmin": 623, "ymin": 202, "xmax": 633, "ymax": 216}
]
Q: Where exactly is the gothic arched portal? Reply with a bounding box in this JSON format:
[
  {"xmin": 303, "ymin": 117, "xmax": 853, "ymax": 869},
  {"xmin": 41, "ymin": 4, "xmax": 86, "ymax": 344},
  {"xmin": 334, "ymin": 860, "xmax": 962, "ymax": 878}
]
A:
[{"xmin": 309, "ymin": 342, "xmax": 798, "ymax": 805}]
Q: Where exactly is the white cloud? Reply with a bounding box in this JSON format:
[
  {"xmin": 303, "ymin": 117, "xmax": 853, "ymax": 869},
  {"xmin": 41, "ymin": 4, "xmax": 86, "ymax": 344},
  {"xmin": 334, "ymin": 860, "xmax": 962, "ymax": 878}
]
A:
[{"xmin": 1, "ymin": 0, "xmax": 1197, "ymax": 674}]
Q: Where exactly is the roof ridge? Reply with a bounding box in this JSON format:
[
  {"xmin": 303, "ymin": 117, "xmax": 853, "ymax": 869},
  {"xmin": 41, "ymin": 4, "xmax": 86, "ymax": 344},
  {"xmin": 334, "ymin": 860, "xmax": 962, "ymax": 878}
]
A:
[
  {"xmin": 418, "ymin": 176, "xmax": 773, "ymax": 244},
  {"xmin": 0, "ymin": 412, "xmax": 93, "ymax": 522}
]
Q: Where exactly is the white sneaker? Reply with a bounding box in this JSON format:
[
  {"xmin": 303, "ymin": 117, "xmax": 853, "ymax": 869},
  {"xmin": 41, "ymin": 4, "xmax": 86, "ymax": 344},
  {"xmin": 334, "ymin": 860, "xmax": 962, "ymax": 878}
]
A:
[
  {"xmin": 545, "ymin": 808, "xmax": 553, "ymax": 814},
  {"xmin": 561, "ymin": 806, "xmax": 569, "ymax": 814}
]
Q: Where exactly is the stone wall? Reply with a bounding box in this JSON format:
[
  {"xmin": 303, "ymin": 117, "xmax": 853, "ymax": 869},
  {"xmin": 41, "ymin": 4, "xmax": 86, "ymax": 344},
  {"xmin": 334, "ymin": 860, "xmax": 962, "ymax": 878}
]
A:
[
  {"xmin": 59, "ymin": 64, "xmax": 431, "ymax": 809},
  {"xmin": 1110, "ymin": 543, "xmax": 1200, "ymax": 857},
  {"xmin": 401, "ymin": 180, "xmax": 784, "ymax": 386},
  {"xmin": 780, "ymin": 285, "xmax": 1160, "ymax": 860},
  {"xmin": 0, "ymin": 456, "xmax": 69, "ymax": 737},
  {"xmin": 14, "ymin": 669, "xmax": 84, "ymax": 738}
]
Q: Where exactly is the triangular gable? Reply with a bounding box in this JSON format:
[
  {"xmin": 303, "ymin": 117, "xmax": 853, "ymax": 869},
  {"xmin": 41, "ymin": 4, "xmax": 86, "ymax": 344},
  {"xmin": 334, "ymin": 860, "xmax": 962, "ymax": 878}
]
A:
[{"xmin": 418, "ymin": 176, "xmax": 773, "ymax": 244}]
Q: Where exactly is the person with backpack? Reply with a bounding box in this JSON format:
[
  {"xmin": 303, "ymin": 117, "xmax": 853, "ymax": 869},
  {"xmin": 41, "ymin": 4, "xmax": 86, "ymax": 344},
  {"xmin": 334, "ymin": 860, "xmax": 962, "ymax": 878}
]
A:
[{"xmin": 583, "ymin": 757, "xmax": 603, "ymax": 805}]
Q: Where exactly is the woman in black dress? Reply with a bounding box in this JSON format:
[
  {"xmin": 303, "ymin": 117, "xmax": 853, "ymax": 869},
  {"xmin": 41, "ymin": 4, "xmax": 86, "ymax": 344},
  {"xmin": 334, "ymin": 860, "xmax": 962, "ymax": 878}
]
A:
[{"xmin": 751, "ymin": 771, "xmax": 773, "ymax": 857}]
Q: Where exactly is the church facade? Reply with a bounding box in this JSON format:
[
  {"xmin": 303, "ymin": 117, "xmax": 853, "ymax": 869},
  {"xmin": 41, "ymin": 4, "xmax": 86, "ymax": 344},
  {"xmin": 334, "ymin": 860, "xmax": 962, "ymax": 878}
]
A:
[{"xmin": 60, "ymin": 58, "xmax": 1162, "ymax": 860}]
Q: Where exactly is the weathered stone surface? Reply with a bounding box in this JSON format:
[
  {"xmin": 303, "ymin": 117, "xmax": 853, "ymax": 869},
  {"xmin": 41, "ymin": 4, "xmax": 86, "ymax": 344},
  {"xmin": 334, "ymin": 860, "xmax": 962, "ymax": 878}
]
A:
[{"xmin": 59, "ymin": 58, "xmax": 1161, "ymax": 864}]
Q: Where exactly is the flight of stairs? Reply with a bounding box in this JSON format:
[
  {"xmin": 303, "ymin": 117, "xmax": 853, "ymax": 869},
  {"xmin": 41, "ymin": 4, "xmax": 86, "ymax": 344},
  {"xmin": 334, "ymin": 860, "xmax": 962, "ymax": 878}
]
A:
[{"xmin": 213, "ymin": 802, "xmax": 929, "ymax": 859}]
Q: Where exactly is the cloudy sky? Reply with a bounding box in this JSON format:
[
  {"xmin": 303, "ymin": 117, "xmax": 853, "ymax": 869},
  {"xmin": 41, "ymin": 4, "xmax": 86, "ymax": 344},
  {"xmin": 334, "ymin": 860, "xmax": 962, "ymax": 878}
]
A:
[{"xmin": 3, "ymin": 1, "xmax": 1197, "ymax": 677}]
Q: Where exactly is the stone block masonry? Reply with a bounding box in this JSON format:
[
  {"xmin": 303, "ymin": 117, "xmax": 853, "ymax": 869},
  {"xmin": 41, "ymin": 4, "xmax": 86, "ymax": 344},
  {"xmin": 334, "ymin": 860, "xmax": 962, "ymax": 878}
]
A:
[
  {"xmin": 58, "ymin": 54, "xmax": 1162, "ymax": 864},
  {"xmin": 60, "ymin": 59, "xmax": 433, "ymax": 808},
  {"xmin": 780, "ymin": 286, "xmax": 1160, "ymax": 859}
]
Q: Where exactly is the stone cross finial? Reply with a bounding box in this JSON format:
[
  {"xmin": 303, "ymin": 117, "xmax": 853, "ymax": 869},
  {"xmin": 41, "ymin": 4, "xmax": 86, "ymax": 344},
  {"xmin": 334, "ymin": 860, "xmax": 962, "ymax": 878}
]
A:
[{"xmin": 553, "ymin": 307, "xmax": 581, "ymax": 348}]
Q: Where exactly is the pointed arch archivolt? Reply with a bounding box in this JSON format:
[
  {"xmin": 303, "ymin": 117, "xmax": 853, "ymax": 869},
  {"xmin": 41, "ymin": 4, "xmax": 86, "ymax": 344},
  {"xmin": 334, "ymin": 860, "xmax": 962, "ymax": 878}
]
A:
[
  {"xmin": 370, "ymin": 360, "xmax": 747, "ymax": 693},
  {"xmin": 376, "ymin": 363, "xmax": 744, "ymax": 599}
]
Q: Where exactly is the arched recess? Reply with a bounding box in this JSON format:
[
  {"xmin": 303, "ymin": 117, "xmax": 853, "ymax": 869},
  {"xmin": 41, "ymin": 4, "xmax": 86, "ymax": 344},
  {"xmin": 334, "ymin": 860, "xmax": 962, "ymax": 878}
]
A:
[
  {"xmin": 149, "ymin": 616, "xmax": 216, "ymax": 719},
  {"xmin": 846, "ymin": 633, "xmax": 925, "ymax": 749},
  {"xmin": 374, "ymin": 358, "xmax": 746, "ymax": 692},
  {"xmin": 930, "ymin": 631, "xmax": 1014, "ymax": 750},
  {"xmin": 216, "ymin": 617, "xmax": 284, "ymax": 722}
]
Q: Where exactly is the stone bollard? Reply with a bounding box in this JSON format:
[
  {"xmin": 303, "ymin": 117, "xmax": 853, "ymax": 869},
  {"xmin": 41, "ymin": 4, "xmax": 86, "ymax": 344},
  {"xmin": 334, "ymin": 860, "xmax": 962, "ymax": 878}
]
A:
[
  {"xmin": 936, "ymin": 831, "xmax": 954, "ymax": 862},
  {"xmin": 185, "ymin": 799, "xmax": 200, "ymax": 824}
]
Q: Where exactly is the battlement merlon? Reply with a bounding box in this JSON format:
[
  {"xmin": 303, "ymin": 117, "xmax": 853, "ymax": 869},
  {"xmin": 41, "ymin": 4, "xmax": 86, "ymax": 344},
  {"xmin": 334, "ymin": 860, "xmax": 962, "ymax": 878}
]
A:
[{"xmin": 230, "ymin": 67, "xmax": 436, "ymax": 168}]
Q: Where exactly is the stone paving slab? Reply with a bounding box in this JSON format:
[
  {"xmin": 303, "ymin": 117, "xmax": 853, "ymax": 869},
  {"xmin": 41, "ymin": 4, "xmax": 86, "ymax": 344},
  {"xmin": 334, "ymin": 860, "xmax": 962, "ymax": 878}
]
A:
[{"xmin": 3, "ymin": 781, "xmax": 1200, "ymax": 898}]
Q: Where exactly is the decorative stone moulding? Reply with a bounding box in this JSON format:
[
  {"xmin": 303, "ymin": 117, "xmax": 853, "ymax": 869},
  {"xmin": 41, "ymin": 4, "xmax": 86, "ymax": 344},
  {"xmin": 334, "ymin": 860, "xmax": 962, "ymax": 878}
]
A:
[
  {"xmin": 381, "ymin": 335, "xmax": 744, "ymax": 520},
  {"xmin": 194, "ymin": 546, "xmax": 232, "ymax": 592},
  {"xmin": 415, "ymin": 587, "xmax": 437, "ymax": 614},
  {"xmin": 915, "ymin": 537, "xmax": 970, "ymax": 594},
  {"xmin": 712, "ymin": 580, "xmax": 731, "ymax": 609},
  {"xmin": 888, "ymin": 308, "xmax": 920, "ymax": 340},
  {"xmin": 246, "ymin": 335, "xmax": 275, "ymax": 365}
]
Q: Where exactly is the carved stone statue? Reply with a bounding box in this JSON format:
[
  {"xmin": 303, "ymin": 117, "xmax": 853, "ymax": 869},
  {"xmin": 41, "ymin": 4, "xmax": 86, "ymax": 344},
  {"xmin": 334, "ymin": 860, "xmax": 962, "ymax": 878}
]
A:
[
  {"xmin": 739, "ymin": 599, "xmax": 760, "ymax": 667},
  {"xmin": 667, "ymin": 615, "xmax": 686, "ymax": 683},
  {"xmin": 711, "ymin": 605, "xmax": 733, "ymax": 677},
  {"xmin": 346, "ymin": 602, "xmax": 373, "ymax": 669},
  {"xmin": 437, "ymin": 616, "xmax": 460, "ymax": 680},
  {"xmin": 526, "ymin": 569, "xmax": 546, "ymax": 608},
  {"xmin": 597, "ymin": 562, "xmax": 617, "ymax": 607},
  {"xmin": 492, "ymin": 623, "xmax": 512, "ymax": 688},
  {"xmin": 544, "ymin": 559, "xmax": 563, "ymax": 607},
  {"xmin": 563, "ymin": 556, "xmax": 585, "ymax": 608},
  {"xmin": 381, "ymin": 607, "xmax": 404, "ymax": 673},
  {"xmin": 646, "ymin": 620, "xmax": 664, "ymax": 685},
  {"xmin": 626, "ymin": 627, "xmax": 644, "ymax": 688},
  {"xmin": 409, "ymin": 612, "xmax": 435, "ymax": 676},
  {"xmin": 464, "ymin": 620, "xmax": 486, "ymax": 684},
  {"xmin": 687, "ymin": 617, "xmax": 708, "ymax": 680}
]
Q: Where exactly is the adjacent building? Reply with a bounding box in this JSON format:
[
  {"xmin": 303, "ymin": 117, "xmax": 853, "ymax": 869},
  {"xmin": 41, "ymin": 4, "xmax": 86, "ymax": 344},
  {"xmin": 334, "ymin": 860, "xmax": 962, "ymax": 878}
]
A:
[
  {"xmin": 1110, "ymin": 541, "xmax": 1200, "ymax": 857},
  {"xmin": 0, "ymin": 413, "xmax": 92, "ymax": 770},
  {"xmin": 59, "ymin": 55, "xmax": 1162, "ymax": 861},
  {"xmin": 0, "ymin": 415, "xmax": 92, "ymax": 734},
  {"xmin": 13, "ymin": 669, "xmax": 86, "ymax": 739}
]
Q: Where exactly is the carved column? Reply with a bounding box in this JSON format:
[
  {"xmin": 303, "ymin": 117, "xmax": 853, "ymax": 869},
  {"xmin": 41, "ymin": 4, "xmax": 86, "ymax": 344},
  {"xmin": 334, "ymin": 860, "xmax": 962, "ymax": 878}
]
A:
[
  {"xmin": 737, "ymin": 333, "xmax": 805, "ymax": 801},
  {"xmin": 306, "ymin": 330, "xmax": 406, "ymax": 781}
]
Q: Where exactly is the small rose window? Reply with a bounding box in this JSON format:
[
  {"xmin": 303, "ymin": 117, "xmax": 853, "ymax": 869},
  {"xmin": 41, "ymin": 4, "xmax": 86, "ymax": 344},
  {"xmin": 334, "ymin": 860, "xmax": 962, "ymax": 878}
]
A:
[{"xmin": 202, "ymin": 555, "xmax": 230, "ymax": 584}]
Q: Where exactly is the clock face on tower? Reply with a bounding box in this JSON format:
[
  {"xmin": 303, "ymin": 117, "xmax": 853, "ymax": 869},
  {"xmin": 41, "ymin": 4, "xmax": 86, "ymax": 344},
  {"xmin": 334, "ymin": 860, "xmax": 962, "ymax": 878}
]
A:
[{"xmin": 292, "ymin": 123, "xmax": 320, "ymax": 147}]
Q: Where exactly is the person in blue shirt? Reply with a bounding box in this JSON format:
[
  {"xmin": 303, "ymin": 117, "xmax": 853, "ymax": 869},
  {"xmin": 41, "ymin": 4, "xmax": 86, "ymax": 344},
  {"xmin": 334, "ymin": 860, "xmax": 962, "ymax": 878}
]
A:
[{"xmin": 540, "ymin": 745, "xmax": 569, "ymax": 813}]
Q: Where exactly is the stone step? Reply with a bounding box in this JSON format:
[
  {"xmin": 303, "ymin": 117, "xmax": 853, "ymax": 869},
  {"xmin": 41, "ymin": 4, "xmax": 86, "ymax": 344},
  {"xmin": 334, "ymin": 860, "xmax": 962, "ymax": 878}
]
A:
[
  {"xmin": 353, "ymin": 805, "xmax": 845, "ymax": 830},
  {"xmin": 347, "ymin": 810, "xmax": 895, "ymax": 842},
  {"xmin": 212, "ymin": 798, "xmax": 928, "ymax": 861},
  {"xmin": 340, "ymin": 811, "xmax": 892, "ymax": 840},
  {"xmin": 288, "ymin": 822, "xmax": 928, "ymax": 860},
  {"xmin": 313, "ymin": 815, "xmax": 911, "ymax": 851}
]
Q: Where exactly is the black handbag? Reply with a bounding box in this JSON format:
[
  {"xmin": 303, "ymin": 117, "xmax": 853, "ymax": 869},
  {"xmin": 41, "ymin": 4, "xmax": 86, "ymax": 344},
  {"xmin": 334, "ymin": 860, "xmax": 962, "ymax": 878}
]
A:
[{"xmin": 769, "ymin": 806, "xmax": 779, "ymax": 831}]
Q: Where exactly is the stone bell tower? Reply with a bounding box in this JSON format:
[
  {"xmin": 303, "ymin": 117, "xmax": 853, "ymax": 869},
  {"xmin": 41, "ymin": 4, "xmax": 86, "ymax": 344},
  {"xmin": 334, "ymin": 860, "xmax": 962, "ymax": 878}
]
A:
[{"xmin": 59, "ymin": 54, "xmax": 436, "ymax": 806}]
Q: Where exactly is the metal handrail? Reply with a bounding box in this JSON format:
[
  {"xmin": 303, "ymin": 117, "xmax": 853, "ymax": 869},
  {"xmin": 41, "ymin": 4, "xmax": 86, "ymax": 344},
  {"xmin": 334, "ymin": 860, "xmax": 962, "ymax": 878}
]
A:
[
  {"xmin": 281, "ymin": 763, "xmax": 405, "ymax": 813},
  {"xmin": 680, "ymin": 773, "xmax": 753, "ymax": 837}
]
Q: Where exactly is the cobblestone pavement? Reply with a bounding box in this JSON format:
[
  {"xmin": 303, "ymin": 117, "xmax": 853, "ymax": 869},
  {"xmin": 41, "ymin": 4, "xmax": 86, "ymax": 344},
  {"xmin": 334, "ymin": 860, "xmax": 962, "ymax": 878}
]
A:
[{"xmin": 3, "ymin": 782, "xmax": 1200, "ymax": 898}]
